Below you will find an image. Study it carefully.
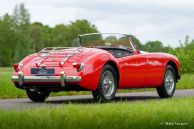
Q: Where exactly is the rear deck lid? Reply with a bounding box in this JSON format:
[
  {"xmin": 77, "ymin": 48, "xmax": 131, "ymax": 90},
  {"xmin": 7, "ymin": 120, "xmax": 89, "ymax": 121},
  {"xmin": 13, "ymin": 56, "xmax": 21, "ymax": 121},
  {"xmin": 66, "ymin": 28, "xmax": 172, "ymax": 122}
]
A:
[{"xmin": 30, "ymin": 47, "xmax": 91, "ymax": 67}]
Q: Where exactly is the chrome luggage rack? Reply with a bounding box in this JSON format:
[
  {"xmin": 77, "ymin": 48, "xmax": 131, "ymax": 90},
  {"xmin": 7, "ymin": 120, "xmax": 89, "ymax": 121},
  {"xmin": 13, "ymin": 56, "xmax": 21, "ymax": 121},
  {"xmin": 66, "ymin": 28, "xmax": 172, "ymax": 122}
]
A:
[{"xmin": 36, "ymin": 47, "xmax": 84, "ymax": 67}]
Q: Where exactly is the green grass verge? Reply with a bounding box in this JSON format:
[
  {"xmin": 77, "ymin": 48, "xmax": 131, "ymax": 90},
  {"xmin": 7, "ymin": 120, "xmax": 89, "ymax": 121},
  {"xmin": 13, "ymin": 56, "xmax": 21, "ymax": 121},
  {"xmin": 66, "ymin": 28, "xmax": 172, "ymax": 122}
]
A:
[
  {"xmin": 0, "ymin": 67, "xmax": 25, "ymax": 98},
  {"xmin": 176, "ymin": 74, "xmax": 194, "ymax": 89},
  {"xmin": 0, "ymin": 97, "xmax": 193, "ymax": 129},
  {"xmin": 0, "ymin": 67, "xmax": 194, "ymax": 99}
]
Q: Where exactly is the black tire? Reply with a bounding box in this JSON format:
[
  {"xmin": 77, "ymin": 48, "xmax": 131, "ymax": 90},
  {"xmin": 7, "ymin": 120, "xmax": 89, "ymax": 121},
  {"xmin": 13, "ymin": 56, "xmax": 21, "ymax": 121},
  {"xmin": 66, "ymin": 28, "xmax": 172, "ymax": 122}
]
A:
[
  {"xmin": 26, "ymin": 89, "xmax": 50, "ymax": 102},
  {"xmin": 157, "ymin": 65, "xmax": 176, "ymax": 98},
  {"xmin": 92, "ymin": 64, "xmax": 117, "ymax": 102}
]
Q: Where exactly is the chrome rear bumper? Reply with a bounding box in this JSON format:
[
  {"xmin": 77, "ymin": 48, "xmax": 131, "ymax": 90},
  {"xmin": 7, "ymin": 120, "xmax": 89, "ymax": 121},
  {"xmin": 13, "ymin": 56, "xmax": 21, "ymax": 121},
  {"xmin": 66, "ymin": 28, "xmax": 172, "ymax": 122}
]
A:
[{"xmin": 11, "ymin": 72, "xmax": 81, "ymax": 87}]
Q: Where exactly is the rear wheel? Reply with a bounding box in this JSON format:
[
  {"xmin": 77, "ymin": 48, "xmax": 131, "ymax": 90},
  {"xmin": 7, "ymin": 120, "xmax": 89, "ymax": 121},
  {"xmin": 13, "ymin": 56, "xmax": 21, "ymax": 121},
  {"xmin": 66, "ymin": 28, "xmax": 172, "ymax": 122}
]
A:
[
  {"xmin": 26, "ymin": 89, "xmax": 50, "ymax": 102},
  {"xmin": 92, "ymin": 64, "xmax": 117, "ymax": 102},
  {"xmin": 157, "ymin": 65, "xmax": 176, "ymax": 98}
]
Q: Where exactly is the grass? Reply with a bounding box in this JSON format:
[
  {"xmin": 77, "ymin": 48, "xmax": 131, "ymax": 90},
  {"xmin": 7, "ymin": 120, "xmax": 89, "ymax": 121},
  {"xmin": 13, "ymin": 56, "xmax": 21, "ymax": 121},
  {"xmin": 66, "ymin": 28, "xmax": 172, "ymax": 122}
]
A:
[
  {"xmin": 0, "ymin": 67, "xmax": 25, "ymax": 98},
  {"xmin": 0, "ymin": 97, "xmax": 193, "ymax": 129},
  {"xmin": 0, "ymin": 67, "xmax": 194, "ymax": 99},
  {"xmin": 176, "ymin": 74, "xmax": 194, "ymax": 89}
]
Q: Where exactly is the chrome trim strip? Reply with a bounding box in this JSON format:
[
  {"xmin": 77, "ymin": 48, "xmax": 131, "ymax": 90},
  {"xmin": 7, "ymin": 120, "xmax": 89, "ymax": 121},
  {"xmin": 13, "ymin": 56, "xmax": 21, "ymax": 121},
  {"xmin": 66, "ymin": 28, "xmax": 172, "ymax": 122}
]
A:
[
  {"xmin": 60, "ymin": 72, "xmax": 65, "ymax": 87},
  {"xmin": 79, "ymin": 33, "xmax": 130, "ymax": 37},
  {"xmin": 78, "ymin": 63, "xmax": 85, "ymax": 72},
  {"xmin": 11, "ymin": 75, "xmax": 81, "ymax": 83},
  {"xmin": 66, "ymin": 76, "xmax": 81, "ymax": 82},
  {"xmin": 18, "ymin": 72, "xmax": 23, "ymax": 86}
]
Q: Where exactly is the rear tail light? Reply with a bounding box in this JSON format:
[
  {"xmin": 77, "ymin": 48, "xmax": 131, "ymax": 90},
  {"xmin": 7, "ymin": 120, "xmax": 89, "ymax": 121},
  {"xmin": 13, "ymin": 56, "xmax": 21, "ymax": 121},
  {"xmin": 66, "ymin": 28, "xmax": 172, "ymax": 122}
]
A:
[
  {"xmin": 72, "ymin": 62, "xmax": 84, "ymax": 72},
  {"xmin": 13, "ymin": 63, "xmax": 23, "ymax": 72},
  {"xmin": 13, "ymin": 63, "xmax": 19, "ymax": 72}
]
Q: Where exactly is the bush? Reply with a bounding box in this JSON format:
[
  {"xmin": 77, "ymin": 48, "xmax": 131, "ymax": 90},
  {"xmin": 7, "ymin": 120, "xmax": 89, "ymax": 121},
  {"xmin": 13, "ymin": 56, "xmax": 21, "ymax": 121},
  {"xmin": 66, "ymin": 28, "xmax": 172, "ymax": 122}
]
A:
[{"xmin": 169, "ymin": 36, "xmax": 194, "ymax": 74}]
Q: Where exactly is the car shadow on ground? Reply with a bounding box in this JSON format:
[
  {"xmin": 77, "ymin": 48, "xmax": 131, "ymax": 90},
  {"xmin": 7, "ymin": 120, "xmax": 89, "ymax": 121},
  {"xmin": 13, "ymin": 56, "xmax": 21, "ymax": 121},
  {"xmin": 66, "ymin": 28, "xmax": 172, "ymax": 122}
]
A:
[{"xmin": 44, "ymin": 96, "xmax": 160, "ymax": 104}]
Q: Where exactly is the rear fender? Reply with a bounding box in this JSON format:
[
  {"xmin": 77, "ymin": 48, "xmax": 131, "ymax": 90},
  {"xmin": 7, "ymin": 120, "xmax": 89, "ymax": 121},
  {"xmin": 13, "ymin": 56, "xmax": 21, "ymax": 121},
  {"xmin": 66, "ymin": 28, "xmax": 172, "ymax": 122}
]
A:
[
  {"xmin": 79, "ymin": 53, "xmax": 118, "ymax": 90},
  {"xmin": 13, "ymin": 53, "xmax": 38, "ymax": 76}
]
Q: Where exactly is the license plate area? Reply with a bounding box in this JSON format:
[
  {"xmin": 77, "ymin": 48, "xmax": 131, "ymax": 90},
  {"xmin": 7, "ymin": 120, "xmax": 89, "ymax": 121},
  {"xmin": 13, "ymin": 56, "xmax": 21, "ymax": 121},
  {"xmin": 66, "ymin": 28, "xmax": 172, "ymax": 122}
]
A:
[{"xmin": 31, "ymin": 68, "xmax": 55, "ymax": 75}]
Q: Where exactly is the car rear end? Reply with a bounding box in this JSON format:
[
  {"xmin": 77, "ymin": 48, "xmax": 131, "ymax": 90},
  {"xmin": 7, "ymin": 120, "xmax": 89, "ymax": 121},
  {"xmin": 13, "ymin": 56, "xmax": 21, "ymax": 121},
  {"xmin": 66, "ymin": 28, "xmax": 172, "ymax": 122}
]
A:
[{"xmin": 11, "ymin": 47, "xmax": 89, "ymax": 91}]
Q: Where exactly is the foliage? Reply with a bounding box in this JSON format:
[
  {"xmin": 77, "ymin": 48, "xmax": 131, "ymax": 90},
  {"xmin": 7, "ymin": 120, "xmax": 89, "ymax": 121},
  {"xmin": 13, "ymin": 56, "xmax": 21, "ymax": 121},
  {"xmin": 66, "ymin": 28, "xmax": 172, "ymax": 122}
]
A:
[
  {"xmin": 12, "ymin": 3, "xmax": 32, "ymax": 62},
  {"xmin": 169, "ymin": 35, "xmax": 194, "ymax": 74},
  {"xmin": 0, "ymin": 3, "xmax": 194, "ymax": 75},
  {"xmin": 0, "ymin": 4, "xmax": 98, "ymax": 66},
  {"xmin": 143, "ymin": 40, "xmax": 172, "ymax": 53},
  {"xmin": 0, "ymin": 14, "xmax": 17, "ymax": 66}
]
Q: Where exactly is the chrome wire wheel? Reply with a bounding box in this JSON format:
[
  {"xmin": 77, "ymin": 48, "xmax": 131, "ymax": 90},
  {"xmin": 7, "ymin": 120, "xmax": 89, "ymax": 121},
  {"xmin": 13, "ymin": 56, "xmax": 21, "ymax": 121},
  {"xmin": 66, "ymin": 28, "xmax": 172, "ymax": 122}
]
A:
[
  {"xmin": 156, "ymin": 65, "xmax": 176, "ymax": 98},
  {"xmin": 164, "ymin": 70, "xmax": 175, "ymax": 94},
  {"xmin": 101, "ymin": 71, "xmax": 115, "ymax": 97},
  {"xmin": 92, "ymin": 64, "xmax": 117, "ymax": 102}
]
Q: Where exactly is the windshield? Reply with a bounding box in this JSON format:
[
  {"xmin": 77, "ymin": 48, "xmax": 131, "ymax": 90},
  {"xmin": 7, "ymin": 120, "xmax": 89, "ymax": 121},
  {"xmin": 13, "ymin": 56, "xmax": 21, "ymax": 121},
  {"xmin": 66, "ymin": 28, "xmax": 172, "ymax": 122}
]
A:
[{"xmin": 73, "ymin": 33, "xmax": 135, "ymax": 51}]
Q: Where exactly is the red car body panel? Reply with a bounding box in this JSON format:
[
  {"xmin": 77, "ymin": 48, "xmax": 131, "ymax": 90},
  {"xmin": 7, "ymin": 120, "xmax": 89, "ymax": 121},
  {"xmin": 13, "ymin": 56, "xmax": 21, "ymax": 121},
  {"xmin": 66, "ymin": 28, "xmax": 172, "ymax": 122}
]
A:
[
  {"xmin": 12, "ymin": 47, "xmax": 180, "ymax": 91},
  {"xmin": 12, "ymin": 34, "xmax": 180, "ymax": 92}
]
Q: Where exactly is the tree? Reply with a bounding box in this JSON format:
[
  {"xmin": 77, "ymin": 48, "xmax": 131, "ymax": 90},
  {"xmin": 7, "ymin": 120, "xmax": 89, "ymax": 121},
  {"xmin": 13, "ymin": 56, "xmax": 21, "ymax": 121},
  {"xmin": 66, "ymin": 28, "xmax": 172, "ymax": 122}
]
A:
[
  {"xmin": 3, "ymin": 3, "xmax": 192, "ymax": 68},
  {"xmin": 169, "ymin": 35, "xmax": 194, "ymax": 74},
  {"xmin": 104, "ymin": 36, "xmax": 118, "ymax": 43},
  {"xmin": 0, "ymin": 14, "xmax": 17, "ymax": 66},
  {"xmin": 41, "ymin": 24, "xmax": 52, "ymax": 47},
  {"xmin": 51, "ymin": 24, "xmax": 68, "ymax": 47},
  {"xmin": 31, "ymin": 22, "xmax": 44, "ymax": 52},
  {"xmin": 66, "ymin": 19, "xmax": 99, "ymax": 46},
  {"xmin": 12, "ymin": 3, "xmax": 32, "ymax": 62},
  {"xmin": 143, "ymin": 41, "xmax": 164, "ymax": 52}
]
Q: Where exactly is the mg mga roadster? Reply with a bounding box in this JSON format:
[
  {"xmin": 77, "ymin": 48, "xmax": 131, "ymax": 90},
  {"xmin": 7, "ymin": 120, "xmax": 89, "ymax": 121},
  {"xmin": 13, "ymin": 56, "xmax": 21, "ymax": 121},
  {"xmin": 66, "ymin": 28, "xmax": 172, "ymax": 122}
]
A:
[{"xmin": 12, "ymin": 33, "xmax": 180, "ymax": 102}]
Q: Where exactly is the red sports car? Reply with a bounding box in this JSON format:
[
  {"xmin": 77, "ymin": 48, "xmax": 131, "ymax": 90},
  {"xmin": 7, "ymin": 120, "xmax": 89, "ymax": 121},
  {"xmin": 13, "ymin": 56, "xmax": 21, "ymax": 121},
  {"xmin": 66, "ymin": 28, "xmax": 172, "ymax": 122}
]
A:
[{"xmin": 11, "ymin": 33, "xmax": 180, "ymax": 102}]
